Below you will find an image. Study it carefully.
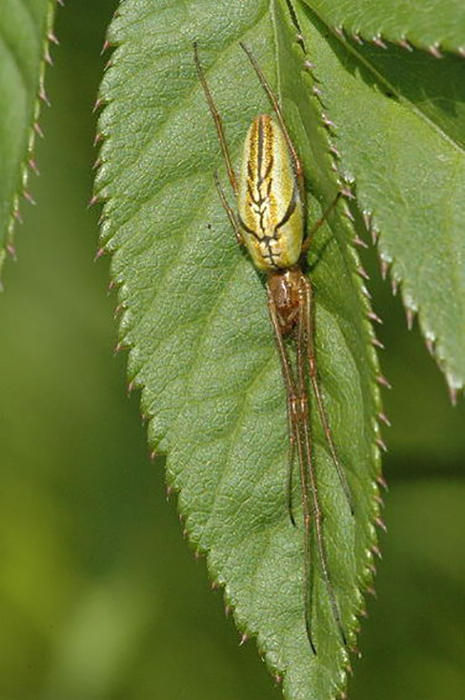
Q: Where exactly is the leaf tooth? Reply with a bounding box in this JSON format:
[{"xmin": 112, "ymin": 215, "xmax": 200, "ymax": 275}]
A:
[
  {"xmin": 447, "ymin": 382, "xmax": 458, "ymax": 406},
  {"xmin": 93, "ymin": 97, "xmax": 104, "ymax": 113},
  {"xmin": 398, "ymin": 37, "xmax": 413, "ymax": 52},
  {"xmin": 239, "ymin": 633, "xmax": 250, "ymax": 646},
  {"xmin": 372, "ymin": 35, "xmax": 387, "ymax": 49},
  {"xmin": 377, "ymin": 411, "xmax": 391, "ymax": 427},
  {"xmin": 428, "ymin": 44, "xmax": 443, "ymax": 59},
  {"xmin": 44, "ymin": 46, "xmax": 53, "ymax": 66},
  {"xmin": 458, "ymin": 47, "xmax": 465, "ymax": 58},
  {"xmin": 39, "ymin": 84, "xmax": 51, "ymax": 107},
  {"xmin": 360, "ymin": 283, "xmax": 371, "ymax": 299},
  {"xmin": 304, "ymin": 58, "xmax": 317, "ymax": 71},
  {"xmin": 321, "ymin": 112, "xmax": 337, "ymax": 130},
  {"xmin": 28, "ymin": 158, "xmax": 40, "ymax": 175},
  {"xmin": 47, "ymin": 31, "xmax": 59, "ymax": 45},
  {"xmin": 405, "ymin": 306, "xmax": 415, "ymax": 330},
  {"xmin": 334, "ymin": 26, "xmax": 344, "ymax": 39},
  {"xmin": 371, "ymin": 336, "xmax": 385, "ymax": 350},
  {"xmin": 113, "ymin": 302, "xmax": 124, "ymax": 318},
  {"xmin": 7, "ymin": 244, "xmax": 17, "ymax": 260},
  {"xmin": 362, "ymin": 210, "xmax": 372, "ymax": 231},
  {"xmin": 391, "ymin": 276, "xmax": 399, "ymax": 296},
  {"xmin": 375, "ymin": 517, "xmax": 387, "ymax": 532},
  {"xmin": 33, "ymin": 122, "xmax": 44, "ymax": 138},
  {"xmin": 380, "ymin": 258, "xmax": 389, "ymax": 280},
  {"xmin": 367, "ymin": 310, "xmax": 382, "ymax": 324},
  {"xmin": 23, "ymin": 190, "xmax": 36, "ymax": 206},
  {"xmin": 341, "ymin": 185, "xmax": 355, "ymax": 200},
  {"xmin": 353, "ymin": 235, "xmax": 368, "ymax": 250},
  {"xmin": 376, "ymin": 374, "xmax": 392, "ymax": 389},
  {"xmin": 377, "ymin": 474, "xmax": 389, "ymax": 491},
  {"xmin": 425, "ymin": 334, "xmax": 436, "ymax": 355},
  {"xmin": 375, "ymin": 438, "xmax": 387, "ymax": 453}
]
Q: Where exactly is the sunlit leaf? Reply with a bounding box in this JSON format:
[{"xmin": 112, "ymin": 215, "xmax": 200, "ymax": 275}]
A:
[{"xmin": 96, "ymin": 1, "xmax": 384, "ymax": 698}]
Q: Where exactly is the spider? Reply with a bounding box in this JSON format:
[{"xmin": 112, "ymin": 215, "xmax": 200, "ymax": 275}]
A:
[{"xmin": 194, "ymin": 41, "xmax": 353, "ymax": 653}]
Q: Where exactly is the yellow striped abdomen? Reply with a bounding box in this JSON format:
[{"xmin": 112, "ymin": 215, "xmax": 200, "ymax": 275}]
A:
[{"xmin": 237, "ymin": 115, "xmax": 304, "ymax": 272}]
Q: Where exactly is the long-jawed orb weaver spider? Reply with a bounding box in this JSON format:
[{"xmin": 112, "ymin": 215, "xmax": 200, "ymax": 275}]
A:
[{"xmin": 194, "ymin": 41, "xmax": 354, "ymax": 654}]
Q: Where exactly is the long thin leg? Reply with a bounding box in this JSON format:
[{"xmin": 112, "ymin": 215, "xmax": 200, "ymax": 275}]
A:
[
  {"xmin": 300, "ymin": 192, "xmax": 342, "ymax": 255},
  {"xmin": 266, "ymin": 286, "xmax": 298, "ymax": 530},
  {"xmin": 268, "ymin": 285, "xmax": 318, "ymax": 654},
  {"xmin": 214, "ymin": 172, "xmax": 244, "ymax": 246},
  {"xmin": 303, "ymin": 276, "xmax": 354, "ymax": 513},
  {"xmin": 194, "ymin": 42, "xmax": 238, "ymax": 195},
  {"xmin": 298, "ymin": 281, "xmax": 347, "ymax": 647},
  {"xmin": 239, "ymin": 42, "xmax": 305, "ymax": 201}
]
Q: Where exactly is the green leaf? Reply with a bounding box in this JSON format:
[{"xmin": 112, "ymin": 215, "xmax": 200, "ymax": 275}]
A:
[
  {"xmin": 96, "ymin": 1, "xmax": 382, "ymax": 698},
  {"xmin": 0, "ymin": 0, "xmax": 56, "ymax": 277},
  {"xmin": 295, "ymin": 3, "xmax": 465, "ymax": 395},
  {"xmin": 306, "ymin": 0, "xmax": 465, "ymax": 54}
]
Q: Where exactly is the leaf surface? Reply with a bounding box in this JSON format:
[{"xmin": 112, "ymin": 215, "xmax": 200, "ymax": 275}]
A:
[
  {"xmin": 96, "ymin": 1, "xmax": 382, "ymax": 698},
  {"xmin": 306, "ymin": 0, "xmax": 465, "ymax": 54},
  {"xmin": 0, "ymin": 0, "xmax": 55, "ymax": 276},
  {"xmin": 296, "ymin": 3, "xmax": 465, "ymax": 393}
]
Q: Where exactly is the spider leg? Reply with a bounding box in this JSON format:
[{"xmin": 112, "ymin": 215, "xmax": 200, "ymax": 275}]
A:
[
  {"xmin": 267, "ymin": 282, "xmax": 317, "ymax": 654},
  {"xmin": 300, "ymin": 275, "xmax": 348, "ymax": 647},
  {"xmin": 266, "ymin": 285, "xmax": 298, "ymax": 530},
  {"xmin": 303, "ymin": 276, "xmax": 354, "ymax": 514},
  {"xmin": 301, "ymin": 192, "xmax": 342, "ymax": 256},
  {"xmin": 214, "ymin": 172, "xmax": 245, "ymax": 246},
  {"xmin": 194, "ymin": 42, "xmax": 238, "ymax": 196},
  {"xmin": 239, "ymin": 42, "xmax": 305, "ymax": 205}
]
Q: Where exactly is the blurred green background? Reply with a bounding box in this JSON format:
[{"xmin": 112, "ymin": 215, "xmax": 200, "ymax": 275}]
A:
[{"xmin": 0, "ymin": 2, "xmax": 464, "ymax": 699}]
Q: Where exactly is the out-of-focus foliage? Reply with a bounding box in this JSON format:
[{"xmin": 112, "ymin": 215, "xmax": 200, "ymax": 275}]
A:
[
  {"xmin": 0, "ymin": 2, "xmax": 464, "ymax": 700},
  {"xmin": 0, "ymin": 0, "xmax": 55, "ymax": 275}
]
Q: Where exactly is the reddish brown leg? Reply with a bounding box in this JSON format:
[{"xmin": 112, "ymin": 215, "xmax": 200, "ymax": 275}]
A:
[
  {"xmin": 303, "ymin": 276, "xmax": 354, "ymax": 513},
  {"xmin": 214, "ymin": 172, "xmax": 244, "ymax": 245},
  {"xmin": 299, "ymin": 275, "xmax": 348, "ymax": 647},
  {"xmin": 194, "ymin": 42, "xmax": 238, "ymax": 195},
  {"xmin": 301, "ymin": 192, "xmax": 342, "ymax": 255},
  {"xmin": 239, "ymin": 42, "xmax": 305, "ymax": 204},
  {"xmin": 266, "ymin": 284, "xmax": 298, "ymax": 530}
]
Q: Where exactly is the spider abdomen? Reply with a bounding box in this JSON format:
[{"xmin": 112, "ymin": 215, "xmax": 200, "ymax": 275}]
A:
[{"xmin": 237, "ymin": 115, "xmax": 304, "ymax": 272}]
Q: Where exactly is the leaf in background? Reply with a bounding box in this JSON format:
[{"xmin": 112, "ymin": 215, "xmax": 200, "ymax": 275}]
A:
[
  {"xmin": 295, "ymin": 3, "xmax": 465, "ymax": 396},
  {"xmin": 0, "ymin": 0, "xmax": 56, "ymax": 278},
  {"xmin": 306, "ymin": 0, "xmax": 465, "ymax": 54},
  {"xmin": 96, "ymin": 0, "xmax": 382, "ymax": 698}
]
